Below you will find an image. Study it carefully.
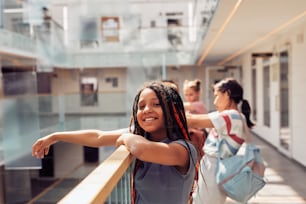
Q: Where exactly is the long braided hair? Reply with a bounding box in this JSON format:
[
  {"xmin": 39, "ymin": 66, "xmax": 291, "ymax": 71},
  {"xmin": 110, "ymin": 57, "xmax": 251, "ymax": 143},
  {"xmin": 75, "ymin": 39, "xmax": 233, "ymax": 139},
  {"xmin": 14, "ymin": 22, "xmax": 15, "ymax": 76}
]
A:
[
  {"xmin": 130, "ymin": 81, "xmax": 191, "ymax": 141},
  {"xmin": 129, "ymin": 81, "xmax": 195, "ymax": 203}
]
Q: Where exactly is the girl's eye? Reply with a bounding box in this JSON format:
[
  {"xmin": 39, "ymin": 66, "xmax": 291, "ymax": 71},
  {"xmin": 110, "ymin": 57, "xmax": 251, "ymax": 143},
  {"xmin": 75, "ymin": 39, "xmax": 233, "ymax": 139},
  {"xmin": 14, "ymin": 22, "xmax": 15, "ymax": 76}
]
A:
[
  {"xmin": 138, "ymin": 105, "xmax": 145, "ymax": 110},
  {"xmin": 153, "ymin": 103, "xmax": 160, "ymax": 107}
]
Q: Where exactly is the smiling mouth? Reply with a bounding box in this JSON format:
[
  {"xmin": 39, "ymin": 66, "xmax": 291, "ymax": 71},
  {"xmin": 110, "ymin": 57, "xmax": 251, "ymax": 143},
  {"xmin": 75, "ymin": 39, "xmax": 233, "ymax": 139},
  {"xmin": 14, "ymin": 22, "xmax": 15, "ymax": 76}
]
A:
[{"xmin": 143, "ymin": 117, "xmax": 157, "ymax": 122}]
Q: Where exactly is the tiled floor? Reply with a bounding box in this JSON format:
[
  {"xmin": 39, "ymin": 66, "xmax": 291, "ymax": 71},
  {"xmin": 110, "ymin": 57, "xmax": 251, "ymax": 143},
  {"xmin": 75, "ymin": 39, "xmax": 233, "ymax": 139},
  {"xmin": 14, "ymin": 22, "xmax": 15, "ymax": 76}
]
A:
[
  {"xmin": 226, "ymin": 134, "xmax": 306, "ymax": 204},
  {"xmin": 29, "ymin": 134, "xmax": 306, "ymax": 204}
]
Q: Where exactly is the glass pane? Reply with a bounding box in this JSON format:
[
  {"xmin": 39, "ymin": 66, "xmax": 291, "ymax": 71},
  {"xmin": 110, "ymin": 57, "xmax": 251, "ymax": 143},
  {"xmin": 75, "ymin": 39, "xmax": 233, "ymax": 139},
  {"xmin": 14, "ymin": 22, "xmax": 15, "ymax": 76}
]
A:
[
  {"xmin": 280, "ymin": 51, "xmax": 289, "ymax": 127},
  {"xmin": 2, "ymin": 72, "xmax": 41, "ymax": 169},
  {"xmin": 279, "ymin": 51, "xmax": 290, "ymax": 150}
]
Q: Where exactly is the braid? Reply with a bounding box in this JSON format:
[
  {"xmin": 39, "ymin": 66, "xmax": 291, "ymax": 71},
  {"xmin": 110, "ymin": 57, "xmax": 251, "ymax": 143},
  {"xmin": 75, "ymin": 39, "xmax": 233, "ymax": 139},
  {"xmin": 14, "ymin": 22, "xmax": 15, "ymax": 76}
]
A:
[
  {"xmin": 131, "ymin": 90, "xmax": 144, "ymax": 136},
  {"xmin": 166, "ymin": 85, "xmax": 191, "ymax": 141},
  {"xmin": 149, "ymin": 83, "xmax": 174, "ymax": 139}
]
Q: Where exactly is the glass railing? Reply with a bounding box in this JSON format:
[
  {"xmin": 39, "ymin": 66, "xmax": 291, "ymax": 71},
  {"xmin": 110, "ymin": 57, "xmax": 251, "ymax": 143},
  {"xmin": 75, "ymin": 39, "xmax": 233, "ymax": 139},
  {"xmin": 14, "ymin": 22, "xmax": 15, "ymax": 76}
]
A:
[
  {"xmin": 0, "ymin": 81, "xmax": 130, "ymax": 203},
  {"xmin": 106, "ymin": 165, "xmax": 132, "ymax": 204},
  {"xmin": 0, "ymin": 29, "xmax": 36, "ymax": 54},
  {"xmin": 0, "ymin": 18, "xmax": 69, "ymax": 68},
  {"xmin": 0, "ymin": 13, "xmax": 212, "ymax": 68},
  {"xmin": 0, "ymin": 71, "xmax": 40, "ymax": 169},
  {"xmin": 1, "ymin": 24, "xmax": 207, "ymax": 68},
  {"xmin": 69, "ymin": 26, "xmax": 210, "ymax": 67},
  {"xmin": 0, "ymin": 89, "xmax": 128, "ymax": 169},
  {"xmin": 34, "ymin": 20, "xmax": 69, "ymax": 68}
]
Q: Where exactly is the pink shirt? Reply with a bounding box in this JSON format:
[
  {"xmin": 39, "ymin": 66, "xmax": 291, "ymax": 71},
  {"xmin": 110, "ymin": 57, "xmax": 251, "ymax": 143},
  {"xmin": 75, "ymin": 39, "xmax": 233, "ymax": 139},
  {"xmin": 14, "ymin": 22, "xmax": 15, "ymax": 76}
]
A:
[{"xmin": 189, "ymin": 101, "xmax": 207, "ymax": 114}]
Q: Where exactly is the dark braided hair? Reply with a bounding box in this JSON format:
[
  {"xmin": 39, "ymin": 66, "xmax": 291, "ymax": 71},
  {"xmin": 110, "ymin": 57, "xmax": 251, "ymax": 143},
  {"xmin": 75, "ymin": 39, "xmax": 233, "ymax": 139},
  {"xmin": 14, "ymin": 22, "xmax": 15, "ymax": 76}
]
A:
[
  {"xmin": 214, "ymin": 78, "xmax": 255, "ymax": 128},
  {"xmin": 130, "ymin": 81, "xmax": 191, "ymax": 141}
]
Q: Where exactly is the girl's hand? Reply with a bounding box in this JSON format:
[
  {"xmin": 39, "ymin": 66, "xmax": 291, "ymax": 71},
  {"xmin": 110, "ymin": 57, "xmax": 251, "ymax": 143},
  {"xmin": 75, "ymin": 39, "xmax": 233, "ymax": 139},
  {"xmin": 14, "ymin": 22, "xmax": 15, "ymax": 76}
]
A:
[
  {"xmin": 116, "ymin": 133, "xmax": 147, "ymax": 156},
  {"xmin": 116, "ymin": 133, "xmax": 140, "ymax": 147},
  {"xmin": 32, "ymin": 135, "xmax": 56, "ymax": 159}
]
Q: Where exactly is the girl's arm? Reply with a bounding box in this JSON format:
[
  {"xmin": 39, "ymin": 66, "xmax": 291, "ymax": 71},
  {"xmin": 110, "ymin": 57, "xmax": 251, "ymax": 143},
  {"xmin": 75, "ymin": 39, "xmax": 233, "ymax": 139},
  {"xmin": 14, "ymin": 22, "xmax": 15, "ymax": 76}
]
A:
[
  {"xmin": 32, "ymin": 128, "xmax": 129, "ymax": 159},
  {"xmin": 116, "ymin": 133, "xmax": 192, "ymax": 173},
  {"xmin": 184, "ymin": 102, "xmax": 193, "ymax": 112},
  {"xmin": 184, "ymin": 101, "xmax": 207, "ymax": 114},
  {"xmin": 186, "ymin": 113, "xmax": 214, "ymax": 128}
]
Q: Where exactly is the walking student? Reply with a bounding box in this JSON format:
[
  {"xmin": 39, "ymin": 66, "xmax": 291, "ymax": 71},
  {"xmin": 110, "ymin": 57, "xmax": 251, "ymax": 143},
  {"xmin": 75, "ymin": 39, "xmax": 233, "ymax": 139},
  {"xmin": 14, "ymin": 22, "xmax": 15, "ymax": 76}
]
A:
[{"xmin": 187, "ymin": 78, "xmax": 255, "ymax": 204}]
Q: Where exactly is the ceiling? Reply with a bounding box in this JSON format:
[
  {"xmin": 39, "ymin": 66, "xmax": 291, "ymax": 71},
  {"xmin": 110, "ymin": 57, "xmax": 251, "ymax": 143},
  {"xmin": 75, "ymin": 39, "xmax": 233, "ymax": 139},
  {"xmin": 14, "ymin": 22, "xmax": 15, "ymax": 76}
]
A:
[{"xmin": 197, "ymin": 0, "xmax": 306, "ymax": 66}]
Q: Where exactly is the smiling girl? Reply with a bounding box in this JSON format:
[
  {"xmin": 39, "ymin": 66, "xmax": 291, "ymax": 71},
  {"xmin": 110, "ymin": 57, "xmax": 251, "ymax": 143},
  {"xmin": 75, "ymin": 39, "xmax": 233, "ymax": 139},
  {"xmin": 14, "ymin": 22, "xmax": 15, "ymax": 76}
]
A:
[{"xmin": 32, "ymin": 81, "xmax": 197, "ymax": 204}]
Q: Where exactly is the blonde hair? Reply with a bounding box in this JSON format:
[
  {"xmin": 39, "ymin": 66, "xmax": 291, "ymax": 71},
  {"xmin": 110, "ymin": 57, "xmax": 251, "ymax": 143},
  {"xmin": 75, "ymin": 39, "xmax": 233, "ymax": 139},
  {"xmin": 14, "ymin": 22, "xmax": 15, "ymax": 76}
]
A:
[{"xmin": 183, "ymin": 79, "xmax": 202, "ymax": 92}]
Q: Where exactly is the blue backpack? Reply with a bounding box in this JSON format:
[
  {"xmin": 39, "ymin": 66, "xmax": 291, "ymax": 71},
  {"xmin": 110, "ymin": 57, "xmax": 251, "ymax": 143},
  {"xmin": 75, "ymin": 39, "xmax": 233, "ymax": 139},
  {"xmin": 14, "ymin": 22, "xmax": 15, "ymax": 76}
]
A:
[{"xmin": 216, "ymin": 141, "xmax": 266, "ymax": 203}]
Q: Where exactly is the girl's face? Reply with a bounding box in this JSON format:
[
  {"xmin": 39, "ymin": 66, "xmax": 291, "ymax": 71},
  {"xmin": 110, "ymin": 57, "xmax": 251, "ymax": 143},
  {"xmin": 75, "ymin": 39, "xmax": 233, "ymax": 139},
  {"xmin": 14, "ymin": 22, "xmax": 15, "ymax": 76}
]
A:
[
  {"xmin": 137, "ymin": 88, "xmax": 166, "ymax": 140},
  {"xmin": 184, "ymin": 87, "xmax": 199, "ymax": 102},
  {"xmin": 213, "ymin": 89, "xmax": 230, "ymax": 112}
]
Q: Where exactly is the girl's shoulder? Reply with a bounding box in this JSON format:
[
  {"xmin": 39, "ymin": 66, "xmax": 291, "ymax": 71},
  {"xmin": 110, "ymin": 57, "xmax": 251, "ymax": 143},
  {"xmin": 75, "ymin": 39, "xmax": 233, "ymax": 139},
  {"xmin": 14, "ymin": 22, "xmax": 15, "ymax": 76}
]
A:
[
  {"xmin": 221, "ymin": 109, "xmax": 241, "ymax": 118},
  {"xmin": 171, "ymin": 139, "xmax": 191, "ymax": 146},
  {"xmin": 208, "ymin": 109, "xmax": 240, "ymax": 120},
  {"xmin": 218, "ymin": 110, "xmax": 244, "ymax": 129},
  {"xmin": 172, "ymin": 140, "xmax": 197, "ymax": 154}
]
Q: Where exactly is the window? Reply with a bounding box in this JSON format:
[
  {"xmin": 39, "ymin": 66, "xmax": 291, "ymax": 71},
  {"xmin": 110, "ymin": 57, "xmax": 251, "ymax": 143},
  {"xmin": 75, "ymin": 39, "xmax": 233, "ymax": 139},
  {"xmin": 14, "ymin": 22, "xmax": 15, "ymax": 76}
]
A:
[
  {"xmin": 105, "ymin": 77, "xmax": 118, "ymax": 87},
  {"xmin": 80, "ymin": 17, "xmax": 98, "ymax": 48},
  {"xmin": 80, "ymin": 77, "xmax": 98, "ymax": 106},
  {"xmin": 101, "ymin": 16, "xmax": 120, "ymax": 42},
  {"xmin": 167, "ymin": 18, "xmax": 182, "ymax": 50},
  {"xmin": 280, "ymin": 51, "xmax": 289, "ymax": 127},
  {"xmin": 150, "ymin": 20, "xmax": 156, "ymax": 28}
]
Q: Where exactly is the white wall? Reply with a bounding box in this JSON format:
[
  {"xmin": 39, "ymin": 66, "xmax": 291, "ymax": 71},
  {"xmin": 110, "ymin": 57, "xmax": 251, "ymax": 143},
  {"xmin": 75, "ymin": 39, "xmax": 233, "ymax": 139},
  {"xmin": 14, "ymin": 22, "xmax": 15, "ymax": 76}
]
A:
[
  {"xmin": 290, "ymin": 26, "xmax": 306, "ymax": 166},
  {"xmin": 233, "ymin": 21, "xmax": 306, "ymax": 167}
]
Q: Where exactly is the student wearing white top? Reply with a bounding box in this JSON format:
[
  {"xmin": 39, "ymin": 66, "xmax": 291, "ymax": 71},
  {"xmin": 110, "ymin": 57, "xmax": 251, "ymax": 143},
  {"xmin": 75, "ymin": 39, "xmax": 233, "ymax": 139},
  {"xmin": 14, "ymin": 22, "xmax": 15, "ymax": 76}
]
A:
[{"xmin": 187, "ymin": 78, "xmax": 255, "ymax": 204}]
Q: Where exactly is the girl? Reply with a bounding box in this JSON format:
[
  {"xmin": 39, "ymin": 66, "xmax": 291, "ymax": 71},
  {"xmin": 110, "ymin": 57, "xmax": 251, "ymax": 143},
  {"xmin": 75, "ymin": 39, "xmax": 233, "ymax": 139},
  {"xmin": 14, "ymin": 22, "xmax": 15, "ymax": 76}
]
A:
[
  {"xmin": 187, "ymin": 78, "xmax": 255, "ymax": 204},
  {"xmin": 32, "ymin": 81, "xmax": 197, "ymax": 204},
  {"xmin": 183, "ymin": 79, "xmax": 208, "ymax": 158},
  {"xmin": 183, "ymin": 79, "xmax": 207, "ymax": 115},
  {"xmin": 183, "ymin": 79, "xmax": 208, "ymax": 204}
]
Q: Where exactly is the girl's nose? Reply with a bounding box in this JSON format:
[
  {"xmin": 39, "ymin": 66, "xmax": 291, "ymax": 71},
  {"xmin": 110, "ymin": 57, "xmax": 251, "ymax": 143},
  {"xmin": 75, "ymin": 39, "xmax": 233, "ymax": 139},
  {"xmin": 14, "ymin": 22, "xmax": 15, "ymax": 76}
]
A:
[{"xmin": 143, "ymin": 105, "xmax": 152, "ymax": 113}]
